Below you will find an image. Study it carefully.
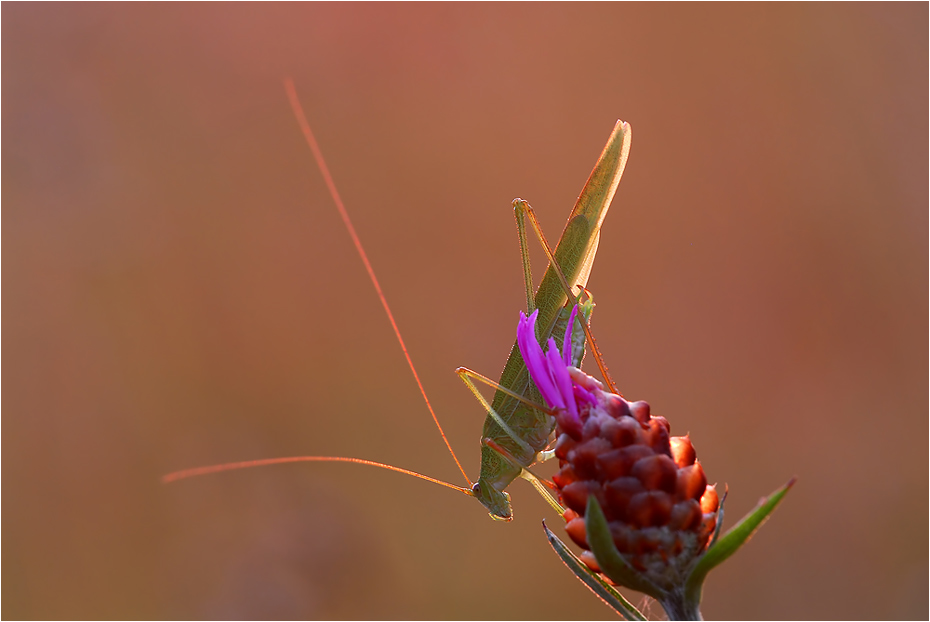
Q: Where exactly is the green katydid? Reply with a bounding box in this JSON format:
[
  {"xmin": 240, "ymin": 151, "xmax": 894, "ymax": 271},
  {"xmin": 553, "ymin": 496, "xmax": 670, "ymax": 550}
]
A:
[
  {"xmin": 460, "ymin": 122, "xmax": 630, "ymax": 520},
  {"xmin": 163, "ymin": 80, "xmax": 632, "ymax": 524}
]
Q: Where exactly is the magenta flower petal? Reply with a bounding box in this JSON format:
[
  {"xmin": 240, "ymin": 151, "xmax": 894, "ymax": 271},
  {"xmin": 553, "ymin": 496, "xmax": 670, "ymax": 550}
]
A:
[
  {"xmin": 517, "ymin": 310, "xmax": 563, "ymax": 410},
  {"xmin": 573, "ymin": 384, "xmax": 598, "ymax": 408},
  {"xmin": 563, "ymin": 304, "xmax": 580, "ymax": 367},
  {"xmin": 547, "ymin": 338, "xmax": 577, "ymax": 419}
]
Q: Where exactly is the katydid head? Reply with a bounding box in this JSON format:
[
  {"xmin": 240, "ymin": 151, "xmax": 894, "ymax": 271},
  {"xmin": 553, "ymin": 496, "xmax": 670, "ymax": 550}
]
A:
[{"xmin": 471, "ymin": 479, "xmax": 513, "ymax": 521}]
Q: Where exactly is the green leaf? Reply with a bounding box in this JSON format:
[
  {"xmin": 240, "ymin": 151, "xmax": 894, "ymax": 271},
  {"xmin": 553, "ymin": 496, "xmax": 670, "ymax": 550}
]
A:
[
  {"xmin": 585, "ymin": 495, "xmax": 665, "ymax": 600},
  {"xmin": 543, "ymin": 521, "xmax": 647, "ymax": 620},
  {"xmin": 684, "ymin": 478, "xmax": 796, "ymax": 605}
]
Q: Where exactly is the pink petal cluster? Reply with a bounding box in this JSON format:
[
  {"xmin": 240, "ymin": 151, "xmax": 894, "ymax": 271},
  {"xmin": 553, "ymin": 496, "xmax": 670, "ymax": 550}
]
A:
[{"xmin": 517, "ymin": 307, "xmax": 597, "ymax": 438}]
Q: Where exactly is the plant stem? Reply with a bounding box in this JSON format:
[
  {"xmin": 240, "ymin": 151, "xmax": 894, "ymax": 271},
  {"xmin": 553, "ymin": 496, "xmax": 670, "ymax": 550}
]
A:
[{"xmin": 659, "ymin": 590, "xmax": 702, "ymax": 621}]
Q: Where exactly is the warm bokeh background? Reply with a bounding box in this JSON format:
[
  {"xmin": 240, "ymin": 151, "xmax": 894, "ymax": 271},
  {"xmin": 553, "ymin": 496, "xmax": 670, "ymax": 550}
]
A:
[{"xmin": 4, "ymin": 4, "xmax": 927, "ymax": 619}]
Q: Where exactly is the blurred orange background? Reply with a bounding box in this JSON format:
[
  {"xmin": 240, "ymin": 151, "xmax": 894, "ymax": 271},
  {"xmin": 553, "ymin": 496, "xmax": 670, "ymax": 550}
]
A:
[{"xmin": 3, "ymin": 4, "xmax": 927, "ymax": 619}]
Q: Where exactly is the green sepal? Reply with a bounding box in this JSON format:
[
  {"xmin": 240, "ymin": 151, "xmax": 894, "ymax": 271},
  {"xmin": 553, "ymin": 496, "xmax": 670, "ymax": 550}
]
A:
[
  {"xmin": 543, "ymin": 521, "xmax": 647, "ymax": 621},
  {"xmin": 684, "ymin": 478, "xmax": 796, "ymax": 606},
  {"xmin": 706, "ymin": 488, "xmax": 728, "ymax": 550},
  {"xmin": 585, "ymin": 495, "xmax": 665, "ymax": 600}
]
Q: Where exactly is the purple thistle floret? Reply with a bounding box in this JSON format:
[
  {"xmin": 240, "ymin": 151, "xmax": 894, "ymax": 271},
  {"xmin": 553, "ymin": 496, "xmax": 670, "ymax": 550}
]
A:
[
  {"xmin": 517, "ymin": 306, "xmax": 596, "ymax": 432},
  {"xmin": 562, "ymin": 304, "xmax": 579, "ymax": 367}
]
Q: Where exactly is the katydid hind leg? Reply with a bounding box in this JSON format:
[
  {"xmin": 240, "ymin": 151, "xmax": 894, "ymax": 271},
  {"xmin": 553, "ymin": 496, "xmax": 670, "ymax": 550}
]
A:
[
  {"xmin": 513, "ymin": 200, "xmax": 535, "ymax": 314},
  {"xmin": 516, "ymin": 199, "xmax": 618, "ymax": 394}
]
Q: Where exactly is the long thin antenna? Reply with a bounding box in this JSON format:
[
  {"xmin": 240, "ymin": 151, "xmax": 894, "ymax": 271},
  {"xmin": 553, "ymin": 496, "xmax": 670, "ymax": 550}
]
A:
[
  {"xmin": 162, "ymin": 456, "xmax": 473, "ymax": 495},
  {"xmin": 284, "ymin": 78, "xmax": 470, "ymax": 486}
]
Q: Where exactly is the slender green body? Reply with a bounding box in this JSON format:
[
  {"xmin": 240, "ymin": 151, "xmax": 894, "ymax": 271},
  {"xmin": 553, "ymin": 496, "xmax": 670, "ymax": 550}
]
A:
[{"xmin": 472, "ymin": 121, "xmax": 632, "ymax": 519}]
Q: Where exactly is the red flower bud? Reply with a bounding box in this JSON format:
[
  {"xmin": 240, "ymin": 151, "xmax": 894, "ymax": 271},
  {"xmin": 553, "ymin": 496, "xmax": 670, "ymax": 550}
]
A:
[
  {"xmin": 568, "ymin": 438, "xmax": 612, "ymax": 479},
  {"xmin": 629, "ymin": 400, "xmax": 651, "ymax": 424},
  {"xmin": 627, "ymin": 490, "xmax": 673, "ymax": 528},
  {"xmin": 669, "ymin": 435, "xmax": 696, "ymax": 467},
  {"xmin": 599, "ymin": 416, "xmax": 643, "ymax": 447},
  {"xmin": 603, "ymin": 393, "xmax": 632, "ymax": 419},
  {"xmin": 552, "ymin": 464, "xmax": 578, "ymax": 489},
  {"xmin": 565, "ymin": 515, "xmax": 589, "ymax": 548},
  {"xmin": 668, "ymin": 499, "xmax": 702, "ymax": 531},
  {"xmin": 604, "ymin": 476, "xmax": 646, "ymax": 520},
  {"xmin": 645, "ymin": 417, "xmax": 672, "ymax": 456},
  {"xmin": 597, "ymin": 445, "xmax": 653, "ymax": 480},
  {"xmin": 700, "ymin": 484, "xmax": 719, "ymax": 514},
  {"xmin": 631, "ymin": 454, "xmax": 678, "ymax": 493},
  {"xmin": 561, "ymin": 480, "xmax": 603, "ymax": 515},
  {"xmin": 556, "ymin": 409, "xmax": 583, "ymax": 440},
  {"xmin": 676, "ymin": 462, "xmax": 708, "ymax": 501}
]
